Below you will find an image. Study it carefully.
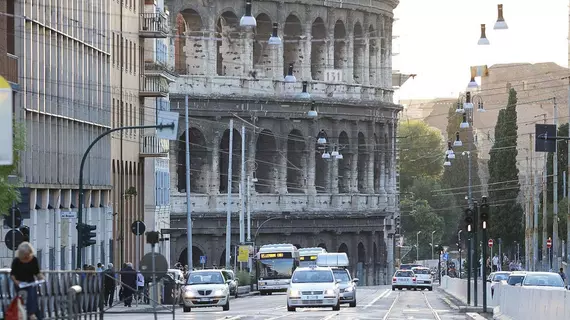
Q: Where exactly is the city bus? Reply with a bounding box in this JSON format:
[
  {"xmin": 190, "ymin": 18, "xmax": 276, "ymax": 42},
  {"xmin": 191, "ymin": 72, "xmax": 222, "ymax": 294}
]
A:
[
  {"xmin": 256, "ymin": 244, "xmax": 299, "ymax": 295},
  {"xmin": 298, "ymin": 247, "xmax": 327, "ymax": 267}
]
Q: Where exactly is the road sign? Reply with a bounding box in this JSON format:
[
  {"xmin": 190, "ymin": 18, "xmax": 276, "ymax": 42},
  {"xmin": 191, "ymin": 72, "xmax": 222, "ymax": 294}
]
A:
[
  {"xmin": 5, "ymin": 229, "xmax": 23, "ymax": 251},
  {"xmin": 199, "ymin": 255, "xmax": 207, "ymax": 264},
  {"xmin": 535, "ymin": 124, "xmax": 557, "ymax": 152},
  {"xmin": 442, "ymin": 252, "xmax": 449, "ymax": 261},
  {"xmin": 488, "ymin": 239, "xmax": 494, "ymax": 247},
  {"xmin": 238, "ymin": 246, "xmax": 249, "ymax": 262},
  {"xmin": 131, "ymin": 220, "xmax": 146, "ymax": 236},
  {"xmin": 140, "ymin": 252, "xmax": 168, "ymax": 279},
  {"xmin": 156, "ymin": 110, "xmax": 179, "ymax": 140},
  {"xmin": 5, "ymin": 207, "xmax": 22, "ymax": 229},
  {"xmin": 547, "ymin": 238, "xmax": 552, "ymax": 249},
  {"xmin": 0, "ymin": 76, "xmax": 13, "ymax": 165}
]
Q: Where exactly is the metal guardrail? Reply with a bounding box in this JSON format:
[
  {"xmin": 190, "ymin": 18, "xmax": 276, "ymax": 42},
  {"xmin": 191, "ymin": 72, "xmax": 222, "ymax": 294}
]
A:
[{"xmin": 0, "ymin": 270, "xmax": 103, "ymax": 319}]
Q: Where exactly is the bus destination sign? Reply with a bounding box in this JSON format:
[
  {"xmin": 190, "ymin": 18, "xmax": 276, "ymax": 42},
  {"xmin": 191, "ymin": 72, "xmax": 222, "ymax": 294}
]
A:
[
  {"xmin": 260, "ymin": 252, "xmax": 293, "ymax": 259},
  {"xmin": 300, "ymin": 255, "xmax": 318, "ymax": 261}
]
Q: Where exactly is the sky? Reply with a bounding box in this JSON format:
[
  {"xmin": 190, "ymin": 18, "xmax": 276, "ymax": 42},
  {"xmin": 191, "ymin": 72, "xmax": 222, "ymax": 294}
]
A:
[{"xmin": 393, "ymin": 0, "xmax": 569, "ymax": 100}]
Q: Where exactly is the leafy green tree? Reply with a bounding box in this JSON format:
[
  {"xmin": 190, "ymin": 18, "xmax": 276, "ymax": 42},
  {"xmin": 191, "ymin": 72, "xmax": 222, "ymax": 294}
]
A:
[
  {"xmin": 400, "ymin": 198, "xmax": 445, "ymax": 260},
  {"xmin": 406, "ymin": 176, "xmax": 459, "ymax": 245},
  {"xmin": 487, "ymin": 88, "xmax": 523, "ymax": 248},
  {"xmin": 0, "ymin": 123, "xmax": 25, "ymax": 215},
  {"xmin": 398, "ymin": 120, "xmax": 444, "ymax": 191}
]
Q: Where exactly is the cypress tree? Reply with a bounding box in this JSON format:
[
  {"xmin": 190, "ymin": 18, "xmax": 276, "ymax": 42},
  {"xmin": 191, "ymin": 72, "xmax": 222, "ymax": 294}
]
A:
[{"xmin": 487, "ymin": 88, "xmax": 523, "ymax": 247}]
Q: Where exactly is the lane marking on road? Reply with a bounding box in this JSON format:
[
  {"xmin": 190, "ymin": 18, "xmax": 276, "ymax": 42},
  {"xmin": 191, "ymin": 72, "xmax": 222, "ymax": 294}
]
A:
[
  {"xmin": 265, "ymin": 314, "xmax": 290, "ymax": 320},
  {"xmin": 381, "ymin": 291, "xmax": 401, "ymax": 320},
  {"xmin": 363, "ymin": 288, "xmax": 391, "ymax": 309},
  {"xmin": 215, "ymin": 316, "xmax": 242, "ymax": 320},
  {"xmin": 441, "ymin": 296, "xmax": 459, "ymax": 310},
  {"xmin": 422, "ymin": 291, "xmax": 442, "ymax": 320}
]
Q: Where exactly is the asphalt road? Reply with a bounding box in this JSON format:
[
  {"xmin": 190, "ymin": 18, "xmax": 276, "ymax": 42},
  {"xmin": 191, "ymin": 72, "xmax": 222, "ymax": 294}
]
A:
[{"xmin": 103, "ymin": 286, "xmax": 466, "ymax": 319}]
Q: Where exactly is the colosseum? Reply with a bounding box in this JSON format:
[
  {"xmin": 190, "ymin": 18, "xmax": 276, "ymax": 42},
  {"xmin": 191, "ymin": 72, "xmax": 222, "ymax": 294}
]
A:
[{"xmin": 164, "ymin": 0, "xmax": 401, "ymax": 285}]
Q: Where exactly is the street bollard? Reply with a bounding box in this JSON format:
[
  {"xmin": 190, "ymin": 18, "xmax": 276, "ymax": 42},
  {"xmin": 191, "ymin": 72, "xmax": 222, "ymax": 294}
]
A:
[{"xmin": 67, "ymin": 285, "xmax": 82, "ymax": 320}]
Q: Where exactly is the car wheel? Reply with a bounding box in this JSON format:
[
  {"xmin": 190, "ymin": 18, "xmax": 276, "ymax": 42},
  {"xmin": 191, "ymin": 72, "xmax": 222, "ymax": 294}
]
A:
[
  {"xmin": 349, "ymin": 300, "xmax": 357, "ymax": 308},
  {"xmin": 183, "ymin": 306, "xmax": 191, "ymax": 312},
  {"xmin": 428, "ymin": 287, "xmax": 433, "ymax": 291},
  {"xmin": 222, "ymin": 298, "xmax": 230, "ymax": 311},
  {"xmin": 392, "ymin": 286, "xmax": 395, "ymax": 291},
  {"xmin": 287, "ymin": 304, "xmax": 296, "ymax": 312},
  {"xmin": 332, "ymin": 301, "xmax": 341, "ymax": 311},
  {"xmin": 235, "ymin": 291, "xmax": 239, "ymax": 299}
]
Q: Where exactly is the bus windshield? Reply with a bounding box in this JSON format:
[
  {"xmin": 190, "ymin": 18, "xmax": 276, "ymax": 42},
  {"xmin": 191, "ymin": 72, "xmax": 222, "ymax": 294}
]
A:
[{"xmin": 258, "ymin": 258, "xmax": 295, "ymax": 279}]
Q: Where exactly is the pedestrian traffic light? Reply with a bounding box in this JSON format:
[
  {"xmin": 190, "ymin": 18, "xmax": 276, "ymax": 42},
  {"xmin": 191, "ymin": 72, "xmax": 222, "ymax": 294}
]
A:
[
  {"xmin": 480, "ymin": 196, "xmax": 489, "ymax": 230},
  {"xmin": 464, "ymin": 208, "xmax": 474, "ymax": 232},
  {"xmin": 77, "ymin": 223, "xmax": 97, "ymax": 247}
]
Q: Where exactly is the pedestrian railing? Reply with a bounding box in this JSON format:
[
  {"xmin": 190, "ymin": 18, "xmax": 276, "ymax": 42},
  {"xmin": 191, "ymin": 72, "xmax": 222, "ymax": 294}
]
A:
[
  {"xmin": 0, "ymin": 270, "xmax": 180, "ymax": 319},
  {"xmin": 0, "ymin": 270, "xmax": 103, "ymax": 319}
]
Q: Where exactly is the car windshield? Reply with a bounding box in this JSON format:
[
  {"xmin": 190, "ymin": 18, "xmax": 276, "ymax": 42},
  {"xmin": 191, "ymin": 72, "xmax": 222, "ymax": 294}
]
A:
[
  {"xmin": 395, "ymin": 271, "xmax": 415, "ymax": 277},
  {"xmin": 258, "ymin": 258, "xmax": 295, "ymax": 279},
  {"xmin": 332, "ymin": 270, "xmax": 351, "ymax": 283},
  {"xmin": 292, "ymin": 270, "xmax": 334, "ymax": 283},
  {"xmin": 186, "ymin": 272, "xmax": 225, "ymax": 285},
  {"xmin": 522, "ymin": 274, "xmax": 564, "ymax": 287},
  {"xmin": 507, "ymin": 275, "xmax": 525, "ymax": 285},
  {"xmin": 493, "ymin": 273, "xmax": 510, "ymax": 281},
  {"xmin": 400, "ymin": 264, "xmax": 421, "ymax": 270},
  {"xmin": 412, "ymin": 268, "xmax": 430, "ymax": 275}
]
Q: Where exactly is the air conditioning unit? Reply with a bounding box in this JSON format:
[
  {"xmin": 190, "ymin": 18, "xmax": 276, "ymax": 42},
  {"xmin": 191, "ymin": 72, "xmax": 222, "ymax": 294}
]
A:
[{"xmin": 324, "ymin": 69, "xmax": 342, "ymax": 83}]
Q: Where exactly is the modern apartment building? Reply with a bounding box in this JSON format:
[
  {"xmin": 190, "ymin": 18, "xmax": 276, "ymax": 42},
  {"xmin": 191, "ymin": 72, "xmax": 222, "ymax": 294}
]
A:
[
  {"xmin": 0, "ymin": 0, "xmax": 113, "ymax": 268},
  {"xmin": 110, "ymin": 0, "xmax": 173, "ymax": 267}
]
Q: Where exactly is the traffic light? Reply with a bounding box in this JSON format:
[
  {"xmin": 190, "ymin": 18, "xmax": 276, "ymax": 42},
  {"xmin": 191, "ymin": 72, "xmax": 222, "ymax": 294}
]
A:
[
  {"xmin": 464, "ymin": 208, "xmax": 474, "ymax": 232},
  {"xmin": 480, "ymin": 196, "xmax": 490, "ymax": 230},
  {"xmin": 395, "ymin": 217, "xmax": 401, "ymax": 234},
  {"xmin": 77, "ymin": 223, "xmax": 97, "ymax": 247}
]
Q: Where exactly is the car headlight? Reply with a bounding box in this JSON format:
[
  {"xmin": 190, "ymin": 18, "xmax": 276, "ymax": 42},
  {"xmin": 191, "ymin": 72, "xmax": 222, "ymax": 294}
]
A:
[
  {"xmin": 289, "ymin": 289, "xmax": 301, "ymax": 297},
  {"xmin": 214, "ymin": 289, "xmax": 225, "ymax": 296},
  {"xmin": 324, "ymin": 289, "xmax": 335, "ymax": 296},
  {"xmin": 344, "ymin": 286, "xmax": 354, "ymax": 292},
  {"xmin": 183, "ymin": 288, "xmax": 197, "ymax": 298}
]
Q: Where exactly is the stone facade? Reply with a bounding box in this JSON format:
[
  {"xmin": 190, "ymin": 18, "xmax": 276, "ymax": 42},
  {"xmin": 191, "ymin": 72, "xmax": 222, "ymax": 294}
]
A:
[{"xmin": 164, "ymin": 0, "xmax": 401, "ymax": 285}]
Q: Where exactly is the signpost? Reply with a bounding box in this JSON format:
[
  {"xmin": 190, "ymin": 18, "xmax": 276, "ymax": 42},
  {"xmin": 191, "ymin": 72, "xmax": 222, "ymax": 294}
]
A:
[
  {"xmin": 546, "ymin": 237, "xmax": 552, "ymax": 270},
  {"xmin": 488, "ymin": 239, "xmax": 494, "ymax": 247},
  {"xmin": 131, "ymin": 220, "xmax": 146, "ymax": 272}
]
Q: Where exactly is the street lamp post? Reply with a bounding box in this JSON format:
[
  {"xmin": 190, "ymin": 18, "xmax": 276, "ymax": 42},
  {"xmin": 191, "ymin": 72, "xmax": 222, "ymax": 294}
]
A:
[
  {"xmin": 458, "ymin": 230, "xmax": 463, "ymax": 279},
  {"xmin": 431, "ymin": 231, "xmax": 436, "ymax": 260},
  {"xmin": 416, "ymin": 231, "xmax": 422, "ymax": 262}
]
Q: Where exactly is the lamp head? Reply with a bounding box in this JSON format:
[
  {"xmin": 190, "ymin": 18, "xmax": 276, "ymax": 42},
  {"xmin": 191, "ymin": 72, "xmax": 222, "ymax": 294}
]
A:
[
  {"xmin": 494, "ymin": 4, "xmax": 508, "ymax": 30},
  {"xmin": 478, "ymin": 24, "xmax": 490, "ymax": 45}
]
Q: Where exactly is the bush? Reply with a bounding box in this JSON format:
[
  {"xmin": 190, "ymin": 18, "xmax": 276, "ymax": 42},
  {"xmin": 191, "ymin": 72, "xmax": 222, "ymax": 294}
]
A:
[{"xmin": 236, "ymin": 270, "xmax": 252, "ymax": 286}]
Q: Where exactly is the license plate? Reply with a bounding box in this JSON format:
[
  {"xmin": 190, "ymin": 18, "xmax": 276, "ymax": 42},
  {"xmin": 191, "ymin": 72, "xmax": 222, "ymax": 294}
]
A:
[
  {"xmin": 200, "ymin": 298, "xmax": 210, "ymax": 302},
  {"xmin": 302, "ymin": 295, "xmax": 318, "ymax": 300}
]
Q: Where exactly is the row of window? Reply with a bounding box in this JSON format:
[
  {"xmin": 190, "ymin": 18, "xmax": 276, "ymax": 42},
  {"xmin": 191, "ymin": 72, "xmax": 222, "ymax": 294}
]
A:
[
  {"xmin": 111, "ymin": 32, "xmax": 141, "ymax": 73},
  {"xmin": 111, "ymin": 98, "xmax": 143, "ymax": 136}
]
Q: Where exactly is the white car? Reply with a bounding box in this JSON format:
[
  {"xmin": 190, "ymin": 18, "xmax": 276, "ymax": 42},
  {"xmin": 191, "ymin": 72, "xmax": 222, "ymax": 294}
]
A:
[
  {"xmin": 181, "ymin": 270, "xmax": 230, "ymax": 312},
  {"xmin": 392, "ymin": 269, "xmax": 417, "ymax": 291},
  {"xmin": 411, "ymin": 267, "xmax": 433, "ymax": 291},
  {"xmin": 287, "ymin": 266, "xmax": 341, "ymax": 312}
]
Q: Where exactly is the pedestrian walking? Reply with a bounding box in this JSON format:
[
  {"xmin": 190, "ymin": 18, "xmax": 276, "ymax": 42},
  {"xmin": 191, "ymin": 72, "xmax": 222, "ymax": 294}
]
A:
[
  {"xmin": 120, "ymin": 263, "xmax": 137, "ymax": 307},
  {"xmin": 103, "ymin": 263, "xmax": 116, "ymax": 307},
  {"xmin": 10, "ymin": 242, "xmax": 44, "ymax": 320}
]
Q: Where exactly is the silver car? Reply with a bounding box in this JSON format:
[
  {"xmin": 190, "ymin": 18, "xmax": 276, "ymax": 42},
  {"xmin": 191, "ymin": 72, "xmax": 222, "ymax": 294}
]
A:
[
  {"xmin": 332, "ymin": 268, "xmax": 358, "ymax": 307},
  {"xmin": 181, "ymin": 270, "xmax": 230, "ymax": 312}
]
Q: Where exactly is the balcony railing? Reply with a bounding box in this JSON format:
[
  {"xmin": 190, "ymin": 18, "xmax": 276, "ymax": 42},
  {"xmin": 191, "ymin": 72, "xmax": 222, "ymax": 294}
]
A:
[
  {"xmin": 144, "ymin": 60, "xmax": 177, "ymax": 80},
  {"xmin": 140, "ymin": 133, "xmax": 169, "ymax": 157},
  {"xmin": 140, "ymin": 75, "xmax": 169, "ymax": 98},
  {"xmin": 139, "ymin": 12, "xmax": 168, "ymax": 38},
  {"xmin": 4, "ymin": 54, "xmax": 18, "ymax": 84}
]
